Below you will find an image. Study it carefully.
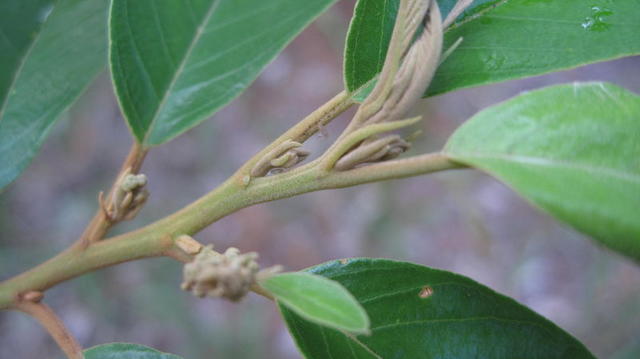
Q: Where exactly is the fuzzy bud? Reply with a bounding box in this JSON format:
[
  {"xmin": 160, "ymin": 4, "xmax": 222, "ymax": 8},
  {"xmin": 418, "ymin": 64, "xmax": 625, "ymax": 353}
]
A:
[
  {"xmin": 103, "ymin": 169, "xmax": 149, "ymax": 222},
  {"xmin": 181, "ymin": 246, "xmax": 260, "ymax": 302}
]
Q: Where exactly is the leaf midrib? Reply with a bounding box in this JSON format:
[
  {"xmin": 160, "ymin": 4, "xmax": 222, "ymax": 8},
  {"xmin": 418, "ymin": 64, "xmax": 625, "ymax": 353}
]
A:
[
  {"xmin": 329, "ymin": 309, "xmax": 571, "ymax": 358},
  {"xmin": 447, "ymin": 152, "xmax": 640, "ymax": 183},
  {"xmin": 371, "ymin": 315, "xmax": 557, "ymax": 333},
  {"xmin": 142, "ymin": 0, "xmax": 222, "ymax": 145},
  {"xmin": 332, "ymin": 317, "xmax": 567, "ymax": 359}
]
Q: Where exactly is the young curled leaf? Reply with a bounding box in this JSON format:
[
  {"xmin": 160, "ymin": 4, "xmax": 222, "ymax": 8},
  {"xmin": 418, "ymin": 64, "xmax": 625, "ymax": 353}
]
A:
[
  {"xmin": 329, "ymin": 0, "xmax": 442, "ymax": 171},
  {"xmin": 250, "ymin": 139, "xmax": 309, "ymax": 178},
  {"xmin": 335, "ymin": 134, "xmax": 410, "ymax": 170}
]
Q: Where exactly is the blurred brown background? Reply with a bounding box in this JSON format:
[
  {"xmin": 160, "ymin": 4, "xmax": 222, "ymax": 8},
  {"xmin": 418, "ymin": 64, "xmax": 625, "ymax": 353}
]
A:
[{"xmin": 1, "ymin": 2, "xmax": 639, "ymax": 358}]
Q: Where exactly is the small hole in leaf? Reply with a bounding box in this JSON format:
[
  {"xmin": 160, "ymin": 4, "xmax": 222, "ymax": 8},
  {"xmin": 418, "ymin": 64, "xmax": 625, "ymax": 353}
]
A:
[{"xmin": 419, "ymin": 285, "xmax": 434, "ymax": 298}]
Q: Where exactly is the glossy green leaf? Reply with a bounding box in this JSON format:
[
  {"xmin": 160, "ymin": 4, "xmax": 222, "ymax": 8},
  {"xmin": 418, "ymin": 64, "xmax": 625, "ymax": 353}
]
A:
[
  {"xmin": 0, "ymin": 0, "xmax": 109, "ymax": 190},
  {"xmin": 84, "ymin": 343, "xmax": 183, "ymax": 359},
  {"xmin": 262, "ymin": 272, "xmax": 370, "ymax": 334},
  {"xmin": 110, "ymin": 0, "xmax": 338, "ymax": 147},
  {"xmin": 445, "ymin": 82, "xmax": 640, "ymax": 261},
  {"xmin": 344, "ymin": 0, "xmax": 640, "ymax": 98},
  {"xmin": 282, "ymin": 258, "xmax": 594, "ymax": 358}
]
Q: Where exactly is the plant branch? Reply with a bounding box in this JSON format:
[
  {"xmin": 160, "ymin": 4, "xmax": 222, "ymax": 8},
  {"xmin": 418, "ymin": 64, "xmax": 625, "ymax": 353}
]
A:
[
  {"xmin": 318, "ymin": 152, "xmax": 461, "ymax": 188},
  {"xmin": 76, "ymin": 142, "xmax": 148, "ymax": 249},
  {"xmin": 0, "ymin": 147, "xmax": 461, "ymax": 309},
  {"xmin": 236, "ymin": 90, "xmax": 354, "ymax": 183},
  {"xmin": 0, "ymin": 2, "xmax": 464, "ymax": 348},
  {"xmin": 0, "ymin": 0, "xmax": 459, "ymax": 312},
  {"xmin": 14, "ymin": 298, "xmax": 83, "ymax": 359}
]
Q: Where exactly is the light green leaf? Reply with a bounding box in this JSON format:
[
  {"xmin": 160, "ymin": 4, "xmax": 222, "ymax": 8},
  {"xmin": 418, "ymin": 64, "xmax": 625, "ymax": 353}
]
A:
[
  {"xmin": 344, "ymin": 0, "xmax": 640, "ymax": 98},
  {"xmin": 84, "ymin": 343, "xmax": 183, "ymax": 359},
  {"xmin": 0, "ymin": 0, "xmax": 109, "ymax": 190},
  {"xmin": 262, "ymin": 272, "xmax": 370, "ymax": 334},
  {"xmin": 282, "ymin": 258, "xmax": 594, "ymax": 358},
  {"xmin": 445, "ymin": 82, "xmax": 640, "ymax": 261},
  {"xmin": 109, "ymin": 0, "xmax": 338, "ymax": 147}
]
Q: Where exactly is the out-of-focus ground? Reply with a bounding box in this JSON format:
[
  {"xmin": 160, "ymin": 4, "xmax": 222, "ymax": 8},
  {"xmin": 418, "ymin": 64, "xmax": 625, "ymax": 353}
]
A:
[{"xmin": 1, "ymin": 2, "xmax": 640, "ymax": 358}]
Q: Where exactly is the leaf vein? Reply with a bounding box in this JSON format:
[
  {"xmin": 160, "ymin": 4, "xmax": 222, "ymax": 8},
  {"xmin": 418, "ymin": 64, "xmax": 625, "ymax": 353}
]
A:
[
  {"xmin": 452, "ymin": 153, "xmax": 640, "ymax": 183},
  {"xmin": 143, "ymin": 0, "xmax": 223, "ymax": 143}
]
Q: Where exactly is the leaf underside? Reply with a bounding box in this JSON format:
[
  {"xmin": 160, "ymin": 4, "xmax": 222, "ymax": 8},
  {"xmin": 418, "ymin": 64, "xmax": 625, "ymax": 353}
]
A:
[{"xmin": 445, "ymin": 82, "xmax": 640, "ymax": 262}]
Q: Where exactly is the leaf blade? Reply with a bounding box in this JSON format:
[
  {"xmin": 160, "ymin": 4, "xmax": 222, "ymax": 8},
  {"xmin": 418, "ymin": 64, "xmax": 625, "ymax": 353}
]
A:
[
  {"xmin": 445, "ymin": 82, "xmax": 640, "ymax": 261},
  {"xmin": 0, "ymin": 0, "xmax": 109, "ymax": 190},
  {"xmin": 344, "ymin": 0, "xmax": 640, "ymax": 97},
  {"xmin": 262, "ymin": 272, "xmax": 370, "ymax": 334},
  {"xmin": 109, "ymin": 0, "xmax": 338, "ymax": 146},
  {"xmin": 430, "ymin": 0, "xmax": 640, "ymax": 96},
  {"xmin": 281, "ymin": 258, "xmax": 595, "ymax": 358}
]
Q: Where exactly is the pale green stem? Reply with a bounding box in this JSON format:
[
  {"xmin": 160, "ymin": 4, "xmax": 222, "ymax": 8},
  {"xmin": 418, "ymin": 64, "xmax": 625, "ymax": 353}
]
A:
[{"xmin": 0, "ymin": 152, "xmax": 461, "ymax": 309}]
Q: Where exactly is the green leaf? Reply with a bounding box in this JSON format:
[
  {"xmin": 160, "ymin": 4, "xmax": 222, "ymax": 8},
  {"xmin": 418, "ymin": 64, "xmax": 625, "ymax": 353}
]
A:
[
  {"xmin": 445, "ymin": 82, "xmax": 640, "ymax": 261},
  {"xmin": 343, "ymin": 0, "xmax": 399, "ymax": 93},
  {"xmin": 84, "ymin": 343, "xmax": 183, "ymax": 359},
  {"xmin": 281, "ymin": 258, "xmax": 595, "ymax": 359},
  {"xmin": 109, "ymin": 0, "xmax": 338, "ymax": 147},
  {"xmin": 344, "ymin": 0, "xmax": 640, "ymax": 98},
  {"xmin": 262, "ymin": 272, "xmax": 370, "ymax": 334},
  {"xmin": 0, "ymin": 0, "xmax": 109, "ymax": 190}
]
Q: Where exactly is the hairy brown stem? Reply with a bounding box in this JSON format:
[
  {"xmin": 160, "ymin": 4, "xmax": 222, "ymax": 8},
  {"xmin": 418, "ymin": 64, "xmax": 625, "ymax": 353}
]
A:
[{"xmin": 14, "ymin": 299, "xmax": 83, "ymax": 359}]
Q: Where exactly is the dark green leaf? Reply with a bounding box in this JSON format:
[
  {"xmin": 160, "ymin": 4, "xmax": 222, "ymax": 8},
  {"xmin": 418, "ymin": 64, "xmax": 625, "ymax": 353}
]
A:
[
  {"xmin": 445, "ymin": 82, "xmax": 640, "ymax": 261},
  {"xmin": 109, "ymin": 0, "xmax": 338, "ymax": 146},
  {"xmin": 344, "ymin": 0, "xmax": 640, "ymax": 98},
  {"xmin": 0, "ymin": 0, "xmax": 109, "ymax": 190},
  {"xmin": 261, "ymin": 272, "xmax": 370, "ymax": 334},
  {"xmin": 281, "ymin": 258, "xmax": 595, "ymax": 358},
  {"xmin": 343, "ymin": 0, "xmax": 399, "ymax": 93},
  {"xmin": 84, "ymin": 343, "xmax": 183, "ymax": 359}
]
